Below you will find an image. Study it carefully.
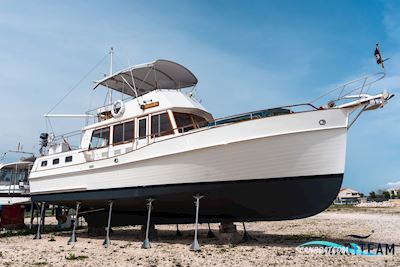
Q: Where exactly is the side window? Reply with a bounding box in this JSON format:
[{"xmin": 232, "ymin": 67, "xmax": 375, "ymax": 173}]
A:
[
  {"xmin": 65, "ymin": 156, "xmax": 73, "ymax": 163},
  {"xmin": 113, "ymin": 121, "xmax": 134, "ymax": 145},
  {"xmin": 151, "ymin": 113, "xmax": 174, "ymax": 138},
  {"xmin": 53, "ymin": 158, "xmax": 60, "ymax": 165},
  {"xmin": 90, "ymin": 127, "xmax": 110, "ymax": 149},
  {"xmin": 0, "ymin": 169, "xmax": 12, "ymax": 182},
  {"xmin": 138, "ymin": 118, "xmax": 147, "ymax": 139},
  {"xmin": 113, "ymin": 124, "xmax": 123, "ymax": 144},
  {"xmin": 174, "ymin": 112, "xmax": 194, "ymax": 133},
  {"xmin": 124, "ymin": 121, "xmax": 135, "ymax": 141},
  {"xmin": 41, "ymin": 161, "xmax": 48, "ymax": 167},
  {"xmin": 192, "ymin": 115, "xmax": 207, "ymax": 128},
  {"xmin": 17, "ymin": 170, "xmax": 29, "ymax": 183}
]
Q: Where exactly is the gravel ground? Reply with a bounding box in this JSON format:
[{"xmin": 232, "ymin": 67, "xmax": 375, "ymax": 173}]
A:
[{"xmin": 0, "ymin": 208, "xmax": 399, "ymax": 266}]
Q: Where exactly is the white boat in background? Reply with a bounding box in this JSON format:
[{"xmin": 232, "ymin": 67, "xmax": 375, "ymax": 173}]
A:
[
  {"xmin": 27, "ymin": 58, "xmax": 393, "ymax": 228},
  {"xmin": 0, "ymin": 160, "xmax": 32, "ymax": 200},
  {"xmin": 0, "ymin": 156, "xmax": 33, "ymax": 229}
]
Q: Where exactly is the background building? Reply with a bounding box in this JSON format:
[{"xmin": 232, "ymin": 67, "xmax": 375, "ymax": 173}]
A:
[
  {"xmin": 335, "ymin": 188, "xmax": 362, "ymax": 204},
  {"xmin": 388, "ymin": 188, "xmax": 400, "ymax": 198}
]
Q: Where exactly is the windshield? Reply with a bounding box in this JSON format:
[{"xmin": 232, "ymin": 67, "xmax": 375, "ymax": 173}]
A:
[{"xmin": 0, "ymin": 168, "xmax": 29, "ymax": 185}]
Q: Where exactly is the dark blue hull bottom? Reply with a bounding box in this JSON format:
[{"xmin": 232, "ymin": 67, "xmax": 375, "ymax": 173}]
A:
[{"xmin": 32, "ymin": 174, "xmax": 343, "ymax": 226}]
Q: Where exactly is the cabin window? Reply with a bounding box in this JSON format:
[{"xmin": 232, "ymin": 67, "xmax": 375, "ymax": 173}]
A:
[
  {"xmin": 14, "ymin": 169, "xmax": 28, "ymax": 183},
  {"xmin": 0, "ymin": 169, "xmax": 12, "ymax": 182},
  {"xmin": 192, "ymin": 114, "xmax": 208, "ymax": 128},
  {"xmin": 151, "ymin": 113, "xmax": 174, "ymax": 138},
  {"xmin": 174, "ymin": 112, "xmax": 195, "ymax": 133},
  {"xmin": 53, "ymin": 158, "xmax": 60, "ymax": 165},
  {"xmin": 113, "ymin": 121, "xmax": 135, "ymax": 144},
  {"xmin": 113, "ymin": 124, "xmax": 123, "ymax": 144},
  {"xmin": 65, "ymin": 156, "xmax": 73, "ymax": 163},
  {"xmin": 90, "ymin": 127, "xmax": 110, "ymax": 149},
  {"xmin": 124, "ymin": 121, "xmax": 135, "ymax": 141},
  {"xmin": 138, "ymin": 118, "xmax": 147, "ymax": 139},
  {"xmin": 41, "ymin": 161, "xmax": 48, "ymax": 167},
  {"xmin": 98, "ymin": 111, "xmax": 112, "ymax": 122}
]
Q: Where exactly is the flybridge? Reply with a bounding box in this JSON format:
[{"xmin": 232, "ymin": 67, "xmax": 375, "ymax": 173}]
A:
[
  {"xmin": 92, "ymin": 59, "xmax": 198, "ymax": 98},
  {"xmin": 44, "ymin": 54, "xmax": 199, "ymax": 120}
]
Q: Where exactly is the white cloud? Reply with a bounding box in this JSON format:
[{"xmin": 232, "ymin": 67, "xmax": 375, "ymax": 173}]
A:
[{"xmin": 385, "ymin": 181, "xmax": 400, "ymax": 190}]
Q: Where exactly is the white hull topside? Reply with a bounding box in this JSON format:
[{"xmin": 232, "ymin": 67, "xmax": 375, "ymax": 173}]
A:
[
  {"xmin": 29, "ymin": 108, "xmax": 349, "ymax": 195},
  {"xmin": 0, "ymin": 185, "xmax": 27, "ymax": 195}
]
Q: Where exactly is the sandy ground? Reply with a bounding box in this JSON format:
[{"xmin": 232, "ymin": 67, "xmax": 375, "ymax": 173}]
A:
[{"xmin": 1, "ymin": 207, "xmax": 399, "ymax": 267}]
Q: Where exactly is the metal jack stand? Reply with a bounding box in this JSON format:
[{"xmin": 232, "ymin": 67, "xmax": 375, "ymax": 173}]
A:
[
  {"xmin": 176, "ymin": 224, "xmax": 182, "ymax": 237},
  {"xmin": 141, "ymin": 198, "xmax": 155, "ymax": 249},
  {"xmin": 29, "ymin": 201, "xmax": 35, "ymax": 230},
  {"xmin": 207, "ymin": 223, "xmax": 215, "ymax": 238},
  {"xmin": 242, "ymin": 222, "xmax": 257, "ymax": 242},
  {"xmin": 36, "ymin": 203, "xmax": 39, "ymax": 227},
  {"xmin": 68, "ymin": 202, "xmax": 81, "ymax": 245},
  {"xmin": 41, "ymin": 208, "xmax": 46, "ymax": 233},
  {"xmin": 33, "ymin": 202, "xmax": 45, "ymax": 240},
  {"xmin": 190, "ymin": 194, "xmax": 203, "ymax": 252},
  {"xmin": 103, "ymin": 200, "xmax": 114, "ymax": 248}
]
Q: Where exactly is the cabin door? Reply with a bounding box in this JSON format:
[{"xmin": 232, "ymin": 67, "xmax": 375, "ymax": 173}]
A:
[{"xmin": 137, "ymin": 116, "xmax": 149, "ymax": 149}]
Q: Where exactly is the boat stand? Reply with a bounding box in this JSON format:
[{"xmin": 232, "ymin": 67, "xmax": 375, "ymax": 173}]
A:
[
  {"xmin": 41, "ymin": 207, "xmax": 46, "ymax": 233},
  {"xmin": 176, "ymin": 224, "xmax": 182, "ymax": 237},
  {"xmin": 207, "ymin": 223, "xmax": 215, "ymax": 238},
  {"xmin": 33, "ymin": 202, "xmax": 45, "ymax": 240},
  {"xmin": 103, "ymin": 200, "xmax": 114, "ymax": 248},
  {"xmin": 141, "ymin": 198, "xmax": 155, "ymax": 249},
  {"xmin": 242, "ymin": 222, "xmax": 257, "ymax": 242},
  {"xmin": 29, "ymin": 201, "xmax": 35, "ymax": 230},
  {"xmin": 190, "ymin": 194, "xmax": 203, "ymax": 252},
  {"xmin": 68, "ymin": 202, "xmax": 81, "ymax": 245},
  {"xmin": 35, "ymin": 203, "xmax": 39, "ymax": 226}
]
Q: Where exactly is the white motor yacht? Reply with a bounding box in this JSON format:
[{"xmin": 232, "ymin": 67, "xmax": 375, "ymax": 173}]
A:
[
  {"xmin": 28, "ymin": 59, "xmax": 393, "ymax": 228},
  {"xmin": 0, "ymin": 160, "xmax": 32, "ymax": 205}
]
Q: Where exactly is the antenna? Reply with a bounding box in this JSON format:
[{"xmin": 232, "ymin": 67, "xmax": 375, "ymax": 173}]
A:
[
  {"xmin": 110, "ymin": 47, "xmax": 113, "ymax": 75},
  {"xmin": 108, "ymin": 47, "xmax": 114, "ymax": 105}
]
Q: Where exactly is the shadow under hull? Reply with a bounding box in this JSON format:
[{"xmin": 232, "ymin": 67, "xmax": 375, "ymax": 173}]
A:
[{"xmin": 32, "ymin": 174, "xmax": 343, "ymax": 227}]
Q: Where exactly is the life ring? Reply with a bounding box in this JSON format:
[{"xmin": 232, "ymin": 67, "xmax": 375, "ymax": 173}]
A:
[{"xmin": 111, "ymin": 100, "xmax": 125, "ymax": 118}]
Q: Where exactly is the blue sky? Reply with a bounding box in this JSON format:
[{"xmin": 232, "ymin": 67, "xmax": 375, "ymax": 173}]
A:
[{"xmin": 0, "ymin": 0, "xmax": 399, "ymax": 193}]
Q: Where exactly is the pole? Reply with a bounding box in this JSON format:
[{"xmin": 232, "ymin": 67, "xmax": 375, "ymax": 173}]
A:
[
  {"xmin": 108, "ymin": 47, "xmax": 114, "ymax": 105},
  {"xmin": 68, "ymin": 202, "xmax": 80, "ymax": 245},
  {"xmin": 103, "ymin": 200, "xmax": 113, "ymax": 248},
  {"xmin": 142, "ymin": 198, "xmax": 154, "ymax": 249},
  {"xmin": 34, "ymin": 202, "xmax": 45, "ymax": 240},
  {"xmin": 190, "ymin": 194, "xmax": 203, "ymax": 251},
  {"xmin": 29, "ymin": 201, "xmax": 34, "ymax": 230}
]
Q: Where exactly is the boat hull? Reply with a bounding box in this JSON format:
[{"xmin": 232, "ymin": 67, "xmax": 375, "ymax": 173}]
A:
[
  {"xmin": 30, "ymin": 109, "xmax": 348, "ymax": 193},
  {"xmin": 32, "ymin": 173, "xmax": 343, "ymax": 225},
  {"xmin": 30, "ymin": 108, "xmax": 349, "ymax": 225}
]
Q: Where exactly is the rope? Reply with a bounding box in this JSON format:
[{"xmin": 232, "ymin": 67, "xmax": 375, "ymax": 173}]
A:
[{"xmin": 47, "ymin": 53, "xmax": 109, "ymax": 114}]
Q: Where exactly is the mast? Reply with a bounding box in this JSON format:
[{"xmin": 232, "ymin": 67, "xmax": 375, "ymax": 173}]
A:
[{"xmin": 108, "ymin": 47, "xmax": 114, "ymax": 105}]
